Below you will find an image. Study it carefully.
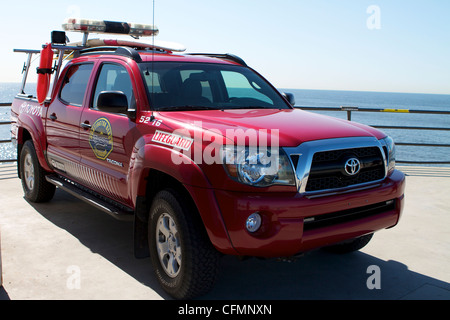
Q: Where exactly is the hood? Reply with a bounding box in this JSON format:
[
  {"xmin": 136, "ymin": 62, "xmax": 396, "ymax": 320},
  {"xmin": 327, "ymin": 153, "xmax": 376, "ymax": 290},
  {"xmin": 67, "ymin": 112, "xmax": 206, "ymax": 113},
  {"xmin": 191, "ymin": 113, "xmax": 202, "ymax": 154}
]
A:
[{"xmin": 157, "ymin": 108, "xmax": 385, "ymax": 147}]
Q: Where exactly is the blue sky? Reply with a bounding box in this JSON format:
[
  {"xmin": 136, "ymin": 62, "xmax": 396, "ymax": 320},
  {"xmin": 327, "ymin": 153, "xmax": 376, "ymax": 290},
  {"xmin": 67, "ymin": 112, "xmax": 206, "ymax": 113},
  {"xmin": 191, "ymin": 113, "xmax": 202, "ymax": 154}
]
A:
[{"xmin": 1, "ymin": 0, "xmax": 449, "ymax": 94}]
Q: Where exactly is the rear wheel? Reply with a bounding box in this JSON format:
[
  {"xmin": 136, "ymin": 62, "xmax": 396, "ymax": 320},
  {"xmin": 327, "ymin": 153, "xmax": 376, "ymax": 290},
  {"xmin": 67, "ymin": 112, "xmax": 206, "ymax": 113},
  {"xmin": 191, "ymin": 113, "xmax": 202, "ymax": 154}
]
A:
[
  {"xmin": 19, "ymin": 140, "xmax": 55, "ymax": 203},
  {"xmin": 148, "ymin": 189, "xmax": 220, "ymax": 299},
  {"xmin": 322, "ymin": 233, "xmax": 374, "ymax": 254}
]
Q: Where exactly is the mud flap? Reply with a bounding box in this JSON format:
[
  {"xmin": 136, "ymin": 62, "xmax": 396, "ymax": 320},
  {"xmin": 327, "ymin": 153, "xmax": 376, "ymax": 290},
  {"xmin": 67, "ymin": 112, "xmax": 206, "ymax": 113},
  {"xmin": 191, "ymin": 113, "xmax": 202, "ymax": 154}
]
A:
[{"xmin": 134, "ymin": 196, "xmax": 150, "ymax": 259}]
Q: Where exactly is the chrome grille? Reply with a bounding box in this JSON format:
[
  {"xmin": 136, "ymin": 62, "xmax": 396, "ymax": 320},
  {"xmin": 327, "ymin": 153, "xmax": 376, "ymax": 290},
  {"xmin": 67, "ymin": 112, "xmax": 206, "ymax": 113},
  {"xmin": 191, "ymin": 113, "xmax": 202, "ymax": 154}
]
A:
[
  {"xmin": 283, "ymin": 137, "xmax": 388, "ymax": 195},
  {"xmin": 306, "ymin": 147, "xmax": 385, "ymax": 192}
]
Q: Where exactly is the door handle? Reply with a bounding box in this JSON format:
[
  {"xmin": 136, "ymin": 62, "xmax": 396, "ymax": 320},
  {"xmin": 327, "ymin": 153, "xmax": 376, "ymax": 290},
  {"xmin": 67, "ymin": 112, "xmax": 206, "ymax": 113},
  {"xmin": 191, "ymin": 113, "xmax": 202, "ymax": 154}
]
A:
[
  {"xmin": 80, "ymin": 122, "xmax": 91, "ymax": 130},
  {"xmin": 49, "ymin": 113, "xmax": 57, "ymax": 121}
]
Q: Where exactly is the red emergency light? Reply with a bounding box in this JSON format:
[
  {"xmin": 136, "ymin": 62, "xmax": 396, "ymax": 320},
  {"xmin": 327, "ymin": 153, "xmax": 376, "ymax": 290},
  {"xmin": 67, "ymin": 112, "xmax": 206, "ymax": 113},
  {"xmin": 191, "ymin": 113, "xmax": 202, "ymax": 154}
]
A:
[{"xmin": 62, "ymin": 18, "xmax": 159, "ymax": 37}]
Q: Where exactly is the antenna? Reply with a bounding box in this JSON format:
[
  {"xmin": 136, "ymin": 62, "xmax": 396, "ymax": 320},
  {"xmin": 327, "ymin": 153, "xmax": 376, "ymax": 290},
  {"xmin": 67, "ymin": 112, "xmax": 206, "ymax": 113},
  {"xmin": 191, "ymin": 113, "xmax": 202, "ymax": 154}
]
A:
[
  {"xmin": 151, "ymin": 0, "xmax": 156, "ymax": 116},
  {"xmin": 152, "ymin": 0, "xmax": 156, "ymax": 50}
]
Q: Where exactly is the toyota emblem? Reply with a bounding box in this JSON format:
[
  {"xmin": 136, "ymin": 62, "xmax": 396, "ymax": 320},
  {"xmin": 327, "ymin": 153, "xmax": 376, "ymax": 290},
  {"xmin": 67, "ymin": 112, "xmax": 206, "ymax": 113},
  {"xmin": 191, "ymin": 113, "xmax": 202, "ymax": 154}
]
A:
[{"xmin": 344, "ymin": 158, "xmax": 361, "ymax": 176}]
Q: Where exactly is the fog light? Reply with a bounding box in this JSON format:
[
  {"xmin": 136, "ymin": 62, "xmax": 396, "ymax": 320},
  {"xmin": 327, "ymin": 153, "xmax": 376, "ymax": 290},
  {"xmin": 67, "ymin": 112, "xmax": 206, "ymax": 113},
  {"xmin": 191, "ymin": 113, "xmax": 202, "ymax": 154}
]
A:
[{"xmin": 246, "ymin": 213, "xmax": 262, "ymax": 233}]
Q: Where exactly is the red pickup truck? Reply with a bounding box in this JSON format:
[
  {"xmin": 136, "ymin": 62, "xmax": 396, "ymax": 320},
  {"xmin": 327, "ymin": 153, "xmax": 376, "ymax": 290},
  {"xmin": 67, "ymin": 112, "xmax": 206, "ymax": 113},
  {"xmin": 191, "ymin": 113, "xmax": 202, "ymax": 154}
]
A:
[{"xmin": 11, "ymin": 19, "xmax": 405, "ymax": 299}]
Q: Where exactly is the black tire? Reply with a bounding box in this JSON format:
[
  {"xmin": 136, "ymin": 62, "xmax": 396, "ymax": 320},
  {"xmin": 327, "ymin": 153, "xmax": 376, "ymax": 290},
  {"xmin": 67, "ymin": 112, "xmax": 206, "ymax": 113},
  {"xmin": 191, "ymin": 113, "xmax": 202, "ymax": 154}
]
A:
[
  {"xmin": 19, "ymin": 140, "xmax": 56, "ymax": 203},
  {"xmin": 148, "ymin": 189, "xmax": 220, "ymax": 299},
  {"xmin": 322, "ymin": 233, "xmax": 374, "ymax": 254}
]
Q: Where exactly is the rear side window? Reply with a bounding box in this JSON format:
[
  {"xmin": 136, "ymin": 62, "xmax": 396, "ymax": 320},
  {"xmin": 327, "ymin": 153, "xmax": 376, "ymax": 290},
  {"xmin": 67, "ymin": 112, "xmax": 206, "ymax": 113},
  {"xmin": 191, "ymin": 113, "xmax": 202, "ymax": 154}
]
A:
[{"xmin": 59, "ymin": 63, "xmax": 94, "ymax": 106}]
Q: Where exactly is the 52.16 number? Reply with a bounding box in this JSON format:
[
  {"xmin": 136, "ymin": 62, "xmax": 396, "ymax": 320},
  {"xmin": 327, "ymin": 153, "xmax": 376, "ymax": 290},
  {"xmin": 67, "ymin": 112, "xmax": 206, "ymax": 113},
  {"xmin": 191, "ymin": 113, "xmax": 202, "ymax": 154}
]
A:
[{"xmin": 139, "ymin": 116, "xmax": 162, "ymax": 126}]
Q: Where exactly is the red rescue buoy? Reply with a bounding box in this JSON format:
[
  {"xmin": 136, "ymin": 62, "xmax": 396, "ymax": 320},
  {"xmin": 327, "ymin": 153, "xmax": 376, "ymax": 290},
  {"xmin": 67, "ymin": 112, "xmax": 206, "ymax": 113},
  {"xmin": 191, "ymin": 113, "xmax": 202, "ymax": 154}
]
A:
[{"xmin": 37, "ymin": 43, "xmax": 53, "ymax": 104}]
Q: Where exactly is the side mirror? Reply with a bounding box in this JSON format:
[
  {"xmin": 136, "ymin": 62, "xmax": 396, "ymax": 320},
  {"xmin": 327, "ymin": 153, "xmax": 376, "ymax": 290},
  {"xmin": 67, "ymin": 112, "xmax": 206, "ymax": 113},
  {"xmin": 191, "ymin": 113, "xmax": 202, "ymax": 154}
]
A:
[
  {"xmin": 282, "ymin": 92, "xmax": 296, "ymax": 106},
  {"xmin": 97, "ymin": 91, "xmax": 129, "ymax": 114}
]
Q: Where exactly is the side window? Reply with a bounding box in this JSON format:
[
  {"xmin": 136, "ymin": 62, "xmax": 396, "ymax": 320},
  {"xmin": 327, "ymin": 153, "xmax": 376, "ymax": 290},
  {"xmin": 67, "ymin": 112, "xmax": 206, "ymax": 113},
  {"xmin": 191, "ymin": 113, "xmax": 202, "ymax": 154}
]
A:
[
  {"xmin": 143, "ymin": 70, "xmax": 162, "ymax": 94},
  {"xmin": 93, "ymin": 63, "xmax": 135, "ymax": 110},
  {"xmin": 59, "ymin": 64, "xmax": 94, "ymax": 106}
]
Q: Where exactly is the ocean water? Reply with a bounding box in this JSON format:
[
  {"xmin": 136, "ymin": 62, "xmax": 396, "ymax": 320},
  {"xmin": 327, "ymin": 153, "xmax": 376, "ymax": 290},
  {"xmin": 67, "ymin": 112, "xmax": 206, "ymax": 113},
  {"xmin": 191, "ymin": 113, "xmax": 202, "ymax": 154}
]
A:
[
  {"xmin": 1, "ymin": 83, "xmax": 449, "ymax": 165},
  {"xmin": 285, "ymin": 88, "xmax": 450, "ymax": 165}
]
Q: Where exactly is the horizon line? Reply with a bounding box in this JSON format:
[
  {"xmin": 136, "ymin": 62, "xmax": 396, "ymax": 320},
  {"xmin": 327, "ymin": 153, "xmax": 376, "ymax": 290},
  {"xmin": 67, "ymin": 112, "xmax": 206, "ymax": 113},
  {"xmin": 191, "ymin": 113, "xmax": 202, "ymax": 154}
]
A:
[{"xmin": 1, "ymin": 82, "xmax": 449, "ymax": 96}]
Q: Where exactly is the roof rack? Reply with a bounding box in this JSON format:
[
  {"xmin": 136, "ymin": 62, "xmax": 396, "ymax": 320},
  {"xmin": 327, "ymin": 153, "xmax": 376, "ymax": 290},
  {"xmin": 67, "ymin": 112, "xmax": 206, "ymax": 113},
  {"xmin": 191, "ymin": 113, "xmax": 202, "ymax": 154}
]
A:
[
  {"xmin": 74, "ymin": 46, "xmax": 143, "ymax": 62},
  {"xmin": 13, "ymin": 17, "xmax": 162, "ymax": 98},
  {"xmin": 14, "ymin": 45, "xmax": 85, "ymax": 95},
  {"xmin": 187, "ymin": 53, "xmax": 247, "ymax": 67}
]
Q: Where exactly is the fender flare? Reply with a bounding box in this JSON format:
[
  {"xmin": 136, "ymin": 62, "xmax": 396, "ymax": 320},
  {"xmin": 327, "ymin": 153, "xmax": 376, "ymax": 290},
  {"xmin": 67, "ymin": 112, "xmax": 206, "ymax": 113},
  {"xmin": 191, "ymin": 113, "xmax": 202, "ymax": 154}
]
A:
[
  {"xmin": 129, "ymin": 142, "xmax": 213, "ymax": 201},
  {"xmin": 16, "ymin": 113, "xmax": 51, "ymax": 173},
  {"xmin": 129, "ymin": 141, "xmax": 235, "ymax": 254}
]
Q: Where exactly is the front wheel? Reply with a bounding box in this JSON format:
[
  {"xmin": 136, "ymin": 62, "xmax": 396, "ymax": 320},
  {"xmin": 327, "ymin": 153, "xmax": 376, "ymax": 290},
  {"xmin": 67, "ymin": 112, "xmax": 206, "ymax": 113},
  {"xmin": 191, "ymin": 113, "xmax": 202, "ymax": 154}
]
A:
[
  {"xmin": 148, "ymin": 189, "xmax": 220, "ymax": 299},
  {"xmin": 19, "ymin": 140, "xmax": 56, "ymax": 203}
]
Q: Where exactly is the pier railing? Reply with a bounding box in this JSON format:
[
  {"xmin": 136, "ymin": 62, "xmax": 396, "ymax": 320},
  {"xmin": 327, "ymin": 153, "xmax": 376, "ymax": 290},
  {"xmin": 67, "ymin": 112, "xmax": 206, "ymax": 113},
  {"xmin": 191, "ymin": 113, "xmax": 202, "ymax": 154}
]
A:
[
  {"xmin": 0, "ymin": 103, "xmax": 16, "ymax": 163},
  {"xmin": 296, "ymin": 105, "xmax": 450, "ymax": 165},
  {"xmin": 1, "ymin": 103, "xmax": 449, "ymax": 165}
]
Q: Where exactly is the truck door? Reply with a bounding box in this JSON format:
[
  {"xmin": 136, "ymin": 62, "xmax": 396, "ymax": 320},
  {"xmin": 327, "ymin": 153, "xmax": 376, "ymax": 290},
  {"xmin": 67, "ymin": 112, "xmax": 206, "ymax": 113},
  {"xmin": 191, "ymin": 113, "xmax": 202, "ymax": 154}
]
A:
[
  {"xmin": 46, "ymin": 63, "xmax": 94, "ymax": 179},
  {"xmin": 79, "ymin": 62, "xmax": 137, "ymax": 206}
]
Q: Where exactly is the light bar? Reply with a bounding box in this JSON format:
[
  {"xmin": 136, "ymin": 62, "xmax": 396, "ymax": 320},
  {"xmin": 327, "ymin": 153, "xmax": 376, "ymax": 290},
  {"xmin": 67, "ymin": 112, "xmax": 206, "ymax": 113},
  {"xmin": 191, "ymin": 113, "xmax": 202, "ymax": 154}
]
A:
[{"xmin": 62, "ymin": 18, "xmax": 159, "ymax": 37}]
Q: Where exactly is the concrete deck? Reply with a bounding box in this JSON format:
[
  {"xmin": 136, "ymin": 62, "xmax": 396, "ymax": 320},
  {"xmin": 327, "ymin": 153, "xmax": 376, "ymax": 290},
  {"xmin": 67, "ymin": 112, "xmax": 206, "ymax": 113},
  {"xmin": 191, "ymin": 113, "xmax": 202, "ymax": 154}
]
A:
[{"xmin": 0, "ymin": 163, "xmax": 449, "ymax": 300}]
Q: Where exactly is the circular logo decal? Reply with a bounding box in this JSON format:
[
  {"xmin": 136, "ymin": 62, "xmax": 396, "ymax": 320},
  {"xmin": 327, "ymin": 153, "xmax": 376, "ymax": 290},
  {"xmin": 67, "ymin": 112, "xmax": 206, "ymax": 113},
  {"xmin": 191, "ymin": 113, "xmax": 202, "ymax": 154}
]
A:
[
  {"xmin": 89, "ymin": 117, "xmax": 113, "ymax": 160},
  {"xmin": 344, "ymin": 158, "xmax": 361, "ymax": 176}
]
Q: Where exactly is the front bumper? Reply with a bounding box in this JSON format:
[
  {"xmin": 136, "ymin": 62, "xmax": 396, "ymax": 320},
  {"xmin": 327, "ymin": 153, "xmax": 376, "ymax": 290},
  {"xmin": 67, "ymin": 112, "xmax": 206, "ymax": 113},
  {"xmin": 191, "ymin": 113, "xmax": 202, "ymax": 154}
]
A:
[{"xmin": 203, "ymin": 169, "xmax": 405, "ymax": 257}]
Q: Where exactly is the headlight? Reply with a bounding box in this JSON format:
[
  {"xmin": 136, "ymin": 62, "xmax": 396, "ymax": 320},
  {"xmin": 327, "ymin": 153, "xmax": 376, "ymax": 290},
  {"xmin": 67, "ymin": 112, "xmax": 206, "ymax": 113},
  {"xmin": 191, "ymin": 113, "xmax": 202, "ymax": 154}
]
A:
[
  {"xmin": 222, "ymin": 146, "xmax": 296, "ymax": 187},
  {"xmin": 380, "ymin": 136, "xmax": 396, "ymax": 174}
]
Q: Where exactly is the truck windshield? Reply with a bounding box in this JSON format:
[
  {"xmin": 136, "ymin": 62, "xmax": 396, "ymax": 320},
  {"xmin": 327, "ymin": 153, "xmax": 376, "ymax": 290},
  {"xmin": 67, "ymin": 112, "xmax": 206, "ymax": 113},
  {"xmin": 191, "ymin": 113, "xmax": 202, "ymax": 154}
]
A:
[{"xmin": 139, "ymin": 62, "xmax": 291, "ymax": 111}]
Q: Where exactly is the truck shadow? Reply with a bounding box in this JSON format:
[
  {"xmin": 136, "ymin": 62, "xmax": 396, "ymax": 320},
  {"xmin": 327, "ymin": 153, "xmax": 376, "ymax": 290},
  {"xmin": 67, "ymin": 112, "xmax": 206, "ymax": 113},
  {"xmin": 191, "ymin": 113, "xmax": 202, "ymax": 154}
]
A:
[
  {"xmin": 28, "ymin": 189, "xmax": 172, "ymax": 300},
  {"xmin": 0, "ymin": 287, "xmax": 10, "ymax": 300},
  {"xmin": 205, "ymin": 253, "xmax": 450, "ymax": 300},
  {"xmin": 29, "ymin": 189, "xmax": 449, "ymax": 300}
]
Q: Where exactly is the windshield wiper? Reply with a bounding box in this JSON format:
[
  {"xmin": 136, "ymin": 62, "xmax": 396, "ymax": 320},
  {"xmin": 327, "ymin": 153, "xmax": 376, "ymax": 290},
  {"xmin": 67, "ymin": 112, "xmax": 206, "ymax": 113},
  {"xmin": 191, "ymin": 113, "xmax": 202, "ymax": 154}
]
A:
[
  {"xmin": 155, "ymin": 105, "xmax": 283, "ymax": 111},
  {"xmin": 224, "ymin": 105, "xmax": 272, "ymax": 110},
  {"xmin": 155, "ymin": 105, "xmax": 220, "ymax": 111}
]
